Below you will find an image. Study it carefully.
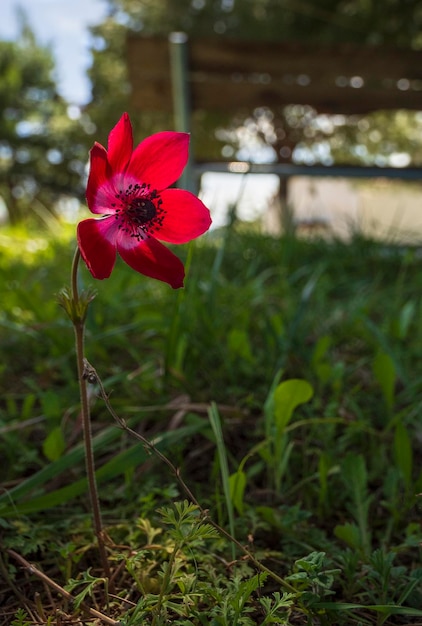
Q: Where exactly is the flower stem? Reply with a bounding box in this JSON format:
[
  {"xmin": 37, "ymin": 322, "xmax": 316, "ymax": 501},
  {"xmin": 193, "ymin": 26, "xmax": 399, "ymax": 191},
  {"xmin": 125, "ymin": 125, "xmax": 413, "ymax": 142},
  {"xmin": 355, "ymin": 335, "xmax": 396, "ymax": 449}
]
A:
[{"xmin": 70, "ymin": 248, "xmax": 111, "ymax": 579}]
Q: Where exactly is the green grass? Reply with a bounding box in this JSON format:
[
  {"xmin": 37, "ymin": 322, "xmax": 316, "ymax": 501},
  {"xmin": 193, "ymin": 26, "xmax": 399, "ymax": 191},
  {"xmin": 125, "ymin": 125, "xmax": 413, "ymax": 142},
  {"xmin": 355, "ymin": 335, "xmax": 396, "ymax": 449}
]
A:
[{"xmin": 1, "ymin": 221, "xmax": 422, "ymax": 624}]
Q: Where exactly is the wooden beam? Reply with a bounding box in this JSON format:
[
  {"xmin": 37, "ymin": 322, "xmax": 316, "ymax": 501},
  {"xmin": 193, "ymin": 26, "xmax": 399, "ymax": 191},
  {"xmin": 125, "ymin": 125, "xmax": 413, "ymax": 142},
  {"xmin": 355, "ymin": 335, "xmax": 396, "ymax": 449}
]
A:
[
  {"xmin": 187, "ymin": 39, "xmax": 422, "ymax": 81},
  {"xmin": 194, "ymin": 161, "xmax": 422, "ymax": 180}
]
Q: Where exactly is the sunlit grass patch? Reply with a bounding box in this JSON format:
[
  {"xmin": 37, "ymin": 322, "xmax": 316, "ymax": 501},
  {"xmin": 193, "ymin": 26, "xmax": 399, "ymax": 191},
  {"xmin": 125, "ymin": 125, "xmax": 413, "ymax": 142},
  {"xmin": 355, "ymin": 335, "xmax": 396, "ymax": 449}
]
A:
[{"xmin": 0, "ymin": 221, "xmax": 75, "ymax": 263}]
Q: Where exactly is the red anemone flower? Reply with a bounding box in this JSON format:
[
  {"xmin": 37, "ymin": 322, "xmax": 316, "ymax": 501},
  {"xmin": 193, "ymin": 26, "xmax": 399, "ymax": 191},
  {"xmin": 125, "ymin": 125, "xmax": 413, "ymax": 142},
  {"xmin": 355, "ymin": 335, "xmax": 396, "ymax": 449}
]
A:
[{"xmin": 77, "ymin": 113, "xmax": 211, "ymax": 288}]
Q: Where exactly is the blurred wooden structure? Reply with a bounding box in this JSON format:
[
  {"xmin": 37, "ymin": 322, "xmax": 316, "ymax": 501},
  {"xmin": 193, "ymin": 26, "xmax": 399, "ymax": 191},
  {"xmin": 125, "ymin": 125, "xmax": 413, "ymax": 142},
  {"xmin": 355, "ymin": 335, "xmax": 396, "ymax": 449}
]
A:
[
  {"xmin": 126, "ymin": 34, "xmax": 422, "ymax": 201},
  {"xmin": 127, "ymin": 35, "xmax": 422, "ymax": 115}
]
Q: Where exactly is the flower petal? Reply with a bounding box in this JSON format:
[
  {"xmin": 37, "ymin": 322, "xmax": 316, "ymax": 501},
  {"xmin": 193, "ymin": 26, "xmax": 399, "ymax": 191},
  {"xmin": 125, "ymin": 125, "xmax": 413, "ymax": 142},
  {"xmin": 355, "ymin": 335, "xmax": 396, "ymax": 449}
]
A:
[
  {"xmin": 86, "ymin": 143, "xmax": 115, "ymax": 214},
  {"xmin": 77, "ymin": 217, "xmax": 118, "ymax": 279},
  {"xmin": 107, "ymin": 113, "xmax": 133, "ymax": 172},
  {"xmin": 127, "ymin": 131, "xmax": 189, "ymax": 190},
  {"xmin": 154, "ymin": 189, "xmax": 212, "ymax": 243},
  {"xmin": 117, "ymin": 233, "xmax": 185, "ymax": 288}
]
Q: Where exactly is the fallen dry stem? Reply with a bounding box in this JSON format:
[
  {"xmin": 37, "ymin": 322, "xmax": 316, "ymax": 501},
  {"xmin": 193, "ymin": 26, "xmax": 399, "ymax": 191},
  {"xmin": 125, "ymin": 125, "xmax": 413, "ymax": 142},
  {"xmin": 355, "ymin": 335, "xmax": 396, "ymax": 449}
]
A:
[{"xmin": 7, "ymin": 549, "xmax": 119, "ymax": 626}]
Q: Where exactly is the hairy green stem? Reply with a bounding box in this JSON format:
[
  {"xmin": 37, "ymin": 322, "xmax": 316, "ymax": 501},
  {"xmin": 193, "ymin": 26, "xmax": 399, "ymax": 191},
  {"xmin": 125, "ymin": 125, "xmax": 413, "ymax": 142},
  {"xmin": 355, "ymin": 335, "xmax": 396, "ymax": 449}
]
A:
[{"xmin": 70, "ymin": 249, "xmax": 111, "ymax": 579}]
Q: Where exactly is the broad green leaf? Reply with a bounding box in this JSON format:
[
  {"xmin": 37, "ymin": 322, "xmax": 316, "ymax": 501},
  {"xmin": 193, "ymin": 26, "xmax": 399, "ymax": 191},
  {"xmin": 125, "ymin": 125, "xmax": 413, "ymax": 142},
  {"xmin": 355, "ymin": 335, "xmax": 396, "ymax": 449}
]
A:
[
  {"xmin": 341, "ymin": 454, "xmax": 368, "ymax": 498},
  {"xmin": 40, "ymin": 390, "xmax": 63, "ymax": 422},
  {"xmin": 21, "ymin": 393, "xmax": 37, "ymax": 420},
  {"xmin": 334, "ymin": 522, "xmax": 361, "ymax": 550},
  {"xmin": 229, "ymin": 469, "xmax": 247, "ymax": 515},
  {"xmin": 340, "ymin": 454, "xmax": 371, "ymax": 555},
  {"xmin": 295, "ymin": 551, "xmax": 326, "ymax": 572},
  {"xmin": 273, "ymin": 379, "xmax": 313, "ymax": 434},
  {"xmin": 312, "ymin": 335, "xmax": 332, "ymax": 364},
  {"xmin": 228, "ymin": 328, "xmax": 253, "ymax": 362},
  {"xmin": 264, "ymin": 369, "xmax": 284, "ymax": 438},
  {"xmin": 373, "ymin": 351, "xmax": 396, "ymax": 411},
  {"xmin": 398, "ymin": 300, "xmax": 416, "ymax": 339},
  {"xmin": 42, "ymin": 426, "xmax": 65, "ymax": 462}
]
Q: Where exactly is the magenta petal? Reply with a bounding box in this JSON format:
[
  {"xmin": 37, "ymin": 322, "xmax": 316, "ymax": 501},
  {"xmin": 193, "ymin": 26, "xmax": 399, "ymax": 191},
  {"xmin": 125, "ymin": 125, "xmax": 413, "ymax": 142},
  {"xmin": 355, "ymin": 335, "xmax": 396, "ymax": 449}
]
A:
[
  {"xmin": 127, "ymin": 131, "xmax": 189, "ymax": 190},
  {"xmin": 77, "ymin": 217, "xmax": 118, "ymax": 279},
  {"xmin": 155, "ymin": 189, "xmax": 212, "ymax": 243},
  {"xmin": 107, "ymin": 113, "xmax": 133, "ymax": 172},
  {"xmin": 117, "ymin": 233, "xmax": 185, "ymax": 288}
]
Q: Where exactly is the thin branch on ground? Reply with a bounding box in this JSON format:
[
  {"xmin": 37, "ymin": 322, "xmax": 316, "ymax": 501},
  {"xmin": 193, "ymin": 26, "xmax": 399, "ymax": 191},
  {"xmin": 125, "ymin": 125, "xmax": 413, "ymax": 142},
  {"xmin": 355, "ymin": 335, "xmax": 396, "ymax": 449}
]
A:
[{"xmin": 7, "ymin": 549, "xmax": 119, "ymax": 626}]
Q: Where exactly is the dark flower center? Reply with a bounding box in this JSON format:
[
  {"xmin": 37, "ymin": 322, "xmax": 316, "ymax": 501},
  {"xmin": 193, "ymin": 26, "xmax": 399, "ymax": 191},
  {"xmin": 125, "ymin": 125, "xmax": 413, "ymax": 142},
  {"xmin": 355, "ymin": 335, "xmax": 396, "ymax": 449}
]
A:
[
  {"xmin": 127, "ymin": 198, "xmax": 157, "ymax": 224},
  {"xmin": 112, "ymin": 182, "xmax": 166, "ymax": 239}
]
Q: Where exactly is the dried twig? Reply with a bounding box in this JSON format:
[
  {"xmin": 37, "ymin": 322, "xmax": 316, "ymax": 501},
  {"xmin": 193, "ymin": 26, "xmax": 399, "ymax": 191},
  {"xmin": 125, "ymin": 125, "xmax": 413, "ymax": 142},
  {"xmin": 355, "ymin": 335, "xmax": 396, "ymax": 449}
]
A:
[{"xmin": 7, "ymin": 550, "xmax": 119, "ymax": 626}]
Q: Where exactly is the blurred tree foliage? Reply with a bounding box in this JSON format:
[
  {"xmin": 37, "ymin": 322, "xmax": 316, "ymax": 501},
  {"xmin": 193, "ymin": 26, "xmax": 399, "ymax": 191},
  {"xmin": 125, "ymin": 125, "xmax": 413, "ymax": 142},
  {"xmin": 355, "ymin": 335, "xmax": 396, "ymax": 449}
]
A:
[
  {"xmin": 0, "ymin": 16, "xmax": 92, "ymax": 224},
  {"xmin": 115, "ymin": 0, "xmax": 422, "ymax": 46},
  {"xmin": 87, "ymin": 0, "xmax": 422, "ymax": 165}
]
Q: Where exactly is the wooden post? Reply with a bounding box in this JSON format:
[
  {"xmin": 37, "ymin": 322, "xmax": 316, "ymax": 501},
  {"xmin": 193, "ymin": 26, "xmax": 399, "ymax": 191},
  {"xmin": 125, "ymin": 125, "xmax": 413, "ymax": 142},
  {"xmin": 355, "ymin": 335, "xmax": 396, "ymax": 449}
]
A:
[
  {"xmin": 278, "ymin": 175, "xmax": 294, "ymax": 234},
  {"xmin": 168, "ymin": 32, "xmax": 196, "ymax": 193}
]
